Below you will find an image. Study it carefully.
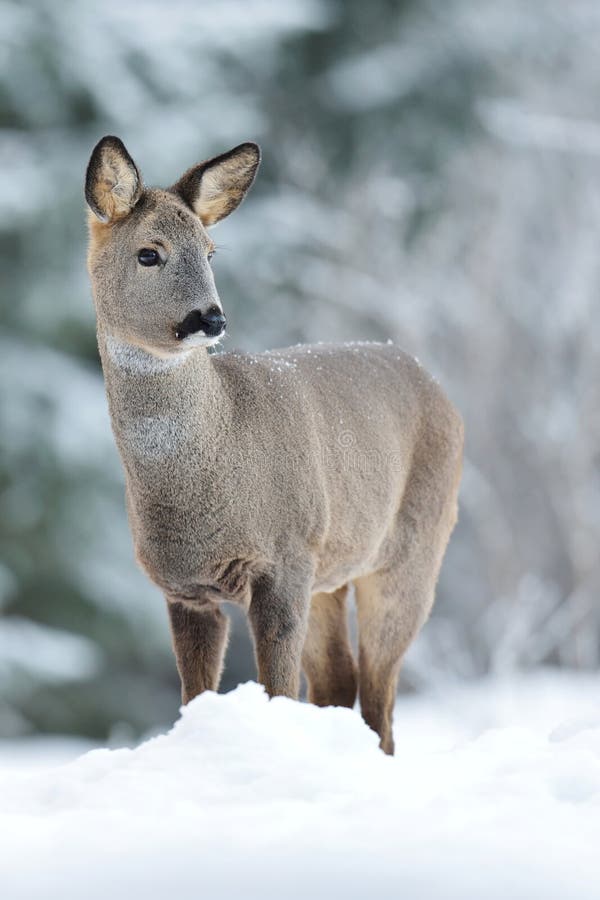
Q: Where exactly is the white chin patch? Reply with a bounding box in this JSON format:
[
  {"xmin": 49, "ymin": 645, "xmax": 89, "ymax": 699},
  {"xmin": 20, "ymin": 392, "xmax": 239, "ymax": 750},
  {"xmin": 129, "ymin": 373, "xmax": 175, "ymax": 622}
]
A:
[{"xmin": 180, "ymin": 332, "xmax": 223, "ymax": 349}]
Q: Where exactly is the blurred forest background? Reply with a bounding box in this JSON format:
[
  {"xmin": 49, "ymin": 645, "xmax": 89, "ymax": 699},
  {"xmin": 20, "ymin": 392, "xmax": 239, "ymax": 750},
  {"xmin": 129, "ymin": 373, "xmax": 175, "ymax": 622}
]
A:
[{"xmin": 1, "ymin": 0, "xmax": 599, "ymax": 741}]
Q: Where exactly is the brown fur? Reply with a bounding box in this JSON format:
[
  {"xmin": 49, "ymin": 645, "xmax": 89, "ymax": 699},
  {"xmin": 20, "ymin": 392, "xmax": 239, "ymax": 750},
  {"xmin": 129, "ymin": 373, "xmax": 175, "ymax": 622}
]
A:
[{"xmin": 85, "ymin": 135, "xmax": 464, "ymax": 754}]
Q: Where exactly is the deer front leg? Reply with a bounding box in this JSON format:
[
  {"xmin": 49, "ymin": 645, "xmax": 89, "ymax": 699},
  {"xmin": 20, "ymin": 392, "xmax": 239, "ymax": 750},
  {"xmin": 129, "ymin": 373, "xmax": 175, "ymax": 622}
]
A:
[
  {"xmin": 248, "ymin": 574, "xmax": 311, "ymax": 699},
  {"xmin": 167, "ymin": 598, "xmax": 229, "ymax": 703}
]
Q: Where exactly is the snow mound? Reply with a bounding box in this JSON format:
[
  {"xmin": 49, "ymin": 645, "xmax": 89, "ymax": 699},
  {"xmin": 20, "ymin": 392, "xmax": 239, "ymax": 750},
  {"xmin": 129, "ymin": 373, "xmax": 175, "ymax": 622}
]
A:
[{"xmin": 1, "ymin": 677, "xmax": 600, "ymax": 899}]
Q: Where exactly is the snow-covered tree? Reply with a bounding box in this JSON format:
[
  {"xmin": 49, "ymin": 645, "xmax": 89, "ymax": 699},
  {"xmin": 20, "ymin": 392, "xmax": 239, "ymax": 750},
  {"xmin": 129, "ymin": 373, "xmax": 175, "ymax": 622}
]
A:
[{"xmin": 1, "ymin": 0, "xmax": 598, "ymax": 737}]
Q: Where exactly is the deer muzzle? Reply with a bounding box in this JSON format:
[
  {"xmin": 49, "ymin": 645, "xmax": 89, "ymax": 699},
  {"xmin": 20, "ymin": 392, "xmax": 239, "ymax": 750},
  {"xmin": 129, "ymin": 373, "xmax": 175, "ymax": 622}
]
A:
[{"xmin": 175, "ymin": 308, "xmax": 227, "ymax": 340}]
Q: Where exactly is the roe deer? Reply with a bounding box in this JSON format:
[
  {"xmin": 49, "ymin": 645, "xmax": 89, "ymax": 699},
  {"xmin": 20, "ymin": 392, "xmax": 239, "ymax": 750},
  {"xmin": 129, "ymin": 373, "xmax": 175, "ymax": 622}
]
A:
[{"xmin": 85, "ymin": 135, "xmax": 463, "ymax": 754}]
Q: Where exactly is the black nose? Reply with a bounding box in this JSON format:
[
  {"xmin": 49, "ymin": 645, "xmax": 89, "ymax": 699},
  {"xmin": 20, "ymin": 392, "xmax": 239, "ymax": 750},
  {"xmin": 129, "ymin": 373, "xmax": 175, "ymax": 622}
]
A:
[
  {"xmin": 175, "ymin": 308, "xmax": 226, "ymax": 340},
  {"xmin": 198, "ymin": 309, "xmax": 227, "ymax": 337}
]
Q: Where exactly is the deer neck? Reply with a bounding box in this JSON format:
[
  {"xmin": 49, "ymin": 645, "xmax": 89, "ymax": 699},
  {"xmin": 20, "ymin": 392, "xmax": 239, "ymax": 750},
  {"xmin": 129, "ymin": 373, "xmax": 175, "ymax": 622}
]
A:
[{"xmin": 97, "ymin": 330, "xmax": 227, "ymax": 486}]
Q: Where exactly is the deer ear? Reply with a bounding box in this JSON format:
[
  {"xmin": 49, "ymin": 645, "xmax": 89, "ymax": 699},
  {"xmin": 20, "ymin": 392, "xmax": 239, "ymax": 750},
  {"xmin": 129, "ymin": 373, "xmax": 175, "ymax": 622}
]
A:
[
  {"xmin": 173, "ymin": 142, "xmax": 260, "ymax": 227},
  {"xmin": 85, "ymin": 136, "xmax": 143, "ymax": 223}
]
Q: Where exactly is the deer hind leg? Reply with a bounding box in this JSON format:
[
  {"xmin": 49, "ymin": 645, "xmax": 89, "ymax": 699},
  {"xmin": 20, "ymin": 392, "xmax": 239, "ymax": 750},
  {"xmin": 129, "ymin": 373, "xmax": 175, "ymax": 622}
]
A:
[
  {"xmin": 354, "ymin": 568, "xmax": 430, "ymax": 755},
  {"xmin": 355, "ymin": 460, "xmax": 461, "ymax": 754},
  {"xmin": 301, "ymin": 586, "xmax": 358, "ymax": 709},
  {"xmin": 167, "ymin": 598, "xmax": 230, "ymax": 703}
]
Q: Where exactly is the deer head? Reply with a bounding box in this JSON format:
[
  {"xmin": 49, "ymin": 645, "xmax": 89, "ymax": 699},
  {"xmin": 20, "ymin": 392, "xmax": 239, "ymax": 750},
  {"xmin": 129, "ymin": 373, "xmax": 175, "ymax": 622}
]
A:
[{"xmin": 85, "ymin": 136, "xmax": 260, "ymax": 356}]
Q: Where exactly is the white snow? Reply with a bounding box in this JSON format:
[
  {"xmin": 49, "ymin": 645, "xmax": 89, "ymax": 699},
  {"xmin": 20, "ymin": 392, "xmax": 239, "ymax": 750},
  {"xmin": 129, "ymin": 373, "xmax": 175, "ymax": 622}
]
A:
[{"xmin": 0, "ymin": 672, "xmax": 599, "ymax": 899}]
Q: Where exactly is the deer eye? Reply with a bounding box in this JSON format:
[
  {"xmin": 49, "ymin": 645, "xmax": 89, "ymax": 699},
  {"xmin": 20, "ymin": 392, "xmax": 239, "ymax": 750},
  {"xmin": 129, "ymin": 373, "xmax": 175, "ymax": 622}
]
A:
[
  {"xmin": 138, "ymin": 248, "xmax": 160, "ymax": 267},
  {"xmin": 207, "ymin": 249, "xmax": 215, "ymax": 262}
]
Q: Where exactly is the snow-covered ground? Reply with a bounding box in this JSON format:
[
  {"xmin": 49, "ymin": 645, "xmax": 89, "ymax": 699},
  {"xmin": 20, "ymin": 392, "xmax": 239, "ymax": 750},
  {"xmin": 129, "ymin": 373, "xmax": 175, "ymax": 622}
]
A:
[{"xmin": 0, "ymin": 672, "xmax": 599, "ymax": 899}]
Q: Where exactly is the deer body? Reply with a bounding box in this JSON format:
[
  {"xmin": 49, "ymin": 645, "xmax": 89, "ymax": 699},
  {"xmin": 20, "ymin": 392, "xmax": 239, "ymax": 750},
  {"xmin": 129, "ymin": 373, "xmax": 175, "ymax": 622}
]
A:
[{"xmin": 86, "ymin": 137, "xmax": 463, "ymax": 753}]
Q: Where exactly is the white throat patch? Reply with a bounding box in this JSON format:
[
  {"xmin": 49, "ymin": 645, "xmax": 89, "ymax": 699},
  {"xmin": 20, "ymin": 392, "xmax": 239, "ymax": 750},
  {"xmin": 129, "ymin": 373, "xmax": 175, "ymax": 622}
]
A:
[
  {"xmin": 105, "ymin": 336, "xmax": 191, "ymax": 375},
  {"xmin": 122, "ymin": 415, "xmax": 187, "ymax": 461}
]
